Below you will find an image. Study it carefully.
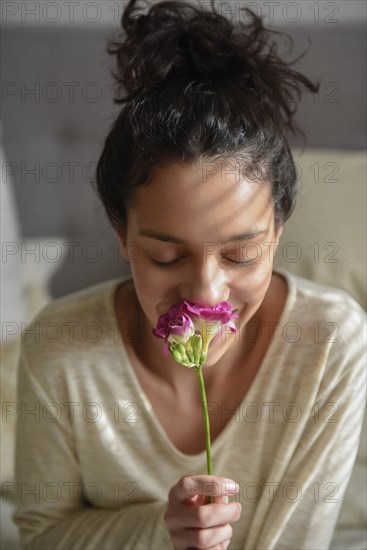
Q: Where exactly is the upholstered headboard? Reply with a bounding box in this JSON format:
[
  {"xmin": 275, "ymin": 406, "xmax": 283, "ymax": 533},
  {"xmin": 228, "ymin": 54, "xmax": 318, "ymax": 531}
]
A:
[{"xmin": 1, "ymin": 19, "xmax": 365, "ymax": 298}]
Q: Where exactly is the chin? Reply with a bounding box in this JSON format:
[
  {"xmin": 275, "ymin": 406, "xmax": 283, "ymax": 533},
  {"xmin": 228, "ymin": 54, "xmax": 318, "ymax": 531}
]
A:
[{"xmin": 202, "ymin": 339, "xmax": 231, "ymax": 368}]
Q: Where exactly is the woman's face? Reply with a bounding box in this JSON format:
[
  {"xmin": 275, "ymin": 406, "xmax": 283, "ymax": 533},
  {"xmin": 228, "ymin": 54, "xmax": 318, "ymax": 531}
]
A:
[{"xmin": 117, "ymin": 160, "xmax": 283, "ymax": 366}]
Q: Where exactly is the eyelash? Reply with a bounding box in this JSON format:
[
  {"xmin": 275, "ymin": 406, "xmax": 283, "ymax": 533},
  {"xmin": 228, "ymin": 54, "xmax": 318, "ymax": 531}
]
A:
[
  {"xmin": 150, "ymin": 257, "xmax": 256, "ymax": 268},
  {"xmin": 150, "ymin": 258, "xmax": 183, "ymax": 268},
  {"xmin": 227, "ymin": 258, "xmax": 257, "ymax": 268}
]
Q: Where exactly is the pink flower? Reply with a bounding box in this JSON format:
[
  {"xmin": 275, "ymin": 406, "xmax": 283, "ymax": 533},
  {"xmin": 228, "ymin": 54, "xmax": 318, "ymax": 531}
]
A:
[
  {"xmin": 182, "ymin": 300, "xmax": 238, "ymax": 333},
  {"xmin": 152, "ymin": 300, "xmax": 238, "ymax": 362},
  {"xmin": 152, "ymin": 304, "xmax": 195, "ymax": 356},
  {"xmin": 167, "ymin": 313, "xmax": 196, "ymax": 345},
  {"xmin": 152, "ymin": 303, "xmax": 181, "ymax": 341}
]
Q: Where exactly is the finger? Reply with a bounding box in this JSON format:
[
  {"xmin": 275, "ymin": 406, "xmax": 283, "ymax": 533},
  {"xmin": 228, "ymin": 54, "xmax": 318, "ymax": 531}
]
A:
[
  {"xmin": 188, "ymin": 494, "xmax": 229, "ymax": 506},
  {"xmin": 175, "ymin": 501, "xmax": 242, "ymax": 529},
  {"xmin": 207, "ymin": 495, "xmax": 228, "ymax": 505},
  {"xmin": 184, "ymin": 495, "xmax": 224, "ymax": 506},
  {"xmin": 187, "ymin": 544, "xmax": 230, "ymax": 550},
  {"xmin": 185, "ymin": 494, "xmax": 207, "ymax": 506},
  {"xmin": 173, "ymin": 475, "xmax": 240, "ymax": 503},
  {"xmin": 203, "ymin": 540, "xmax": 231, "ymax": 550},
  {"xmin": 187, "ymin": 543, "xmax": 230, "ymax": 550},
  {"xmin": 182, "ymin": 523, "xmax": 233, "ymax": 549}
]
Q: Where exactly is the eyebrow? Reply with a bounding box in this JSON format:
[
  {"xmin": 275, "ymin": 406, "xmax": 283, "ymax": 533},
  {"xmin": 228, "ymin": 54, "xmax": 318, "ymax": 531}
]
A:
[{"xmin": 139, "ymin": 228, "xmax": 267, "ymax": 245}]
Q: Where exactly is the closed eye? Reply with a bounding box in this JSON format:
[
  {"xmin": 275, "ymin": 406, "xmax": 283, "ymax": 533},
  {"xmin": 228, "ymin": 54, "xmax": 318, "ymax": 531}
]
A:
[
  {"xmin": 151, "ymin": 257, "xmax": 257, "ymax": 268},
  {"xmin": 223, "ymin": 257, "xmax": 257, "ymax": 267},
  {"xmin": 150, "ymin": 258, "xmax": 183, "ymax": 267}
]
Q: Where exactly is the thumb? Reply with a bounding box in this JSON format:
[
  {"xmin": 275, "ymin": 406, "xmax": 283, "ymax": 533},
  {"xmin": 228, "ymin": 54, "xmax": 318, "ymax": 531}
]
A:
[{"xmin": 205, "ymin": 494, "xmax": 229, "ymax": 505}]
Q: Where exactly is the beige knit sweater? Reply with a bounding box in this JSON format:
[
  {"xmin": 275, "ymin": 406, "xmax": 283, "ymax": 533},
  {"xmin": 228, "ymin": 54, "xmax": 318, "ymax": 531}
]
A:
[{"xmin": 13, "ymin": 269, "xmax": 366, "ymax": 549}]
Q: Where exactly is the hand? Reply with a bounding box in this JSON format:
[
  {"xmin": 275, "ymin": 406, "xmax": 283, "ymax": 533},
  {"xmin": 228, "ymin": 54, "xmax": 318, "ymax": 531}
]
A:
[{"xmin": 164, "ymin": 474, "xmax": 242, "ymax": 550}]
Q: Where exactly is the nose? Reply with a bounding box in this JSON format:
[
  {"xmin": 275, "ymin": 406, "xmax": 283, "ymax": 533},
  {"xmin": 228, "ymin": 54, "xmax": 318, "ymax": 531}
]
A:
[{"xmin": 179, "ymin": 256, "xmax": 229, "ymax": 306}]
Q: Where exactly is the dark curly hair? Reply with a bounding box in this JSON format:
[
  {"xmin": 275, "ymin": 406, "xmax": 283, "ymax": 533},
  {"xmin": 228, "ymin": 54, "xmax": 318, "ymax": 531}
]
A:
[{"xmin": 96, "ymin": 0, "xmax": 319, "ymax": 232}]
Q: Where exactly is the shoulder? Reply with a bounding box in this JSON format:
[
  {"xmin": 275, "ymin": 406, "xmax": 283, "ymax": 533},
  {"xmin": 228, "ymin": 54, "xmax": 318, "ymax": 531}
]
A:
[
  {"xmin": 279, "ymin": 268, "xmax": 366, "ymax": 334},
  {"xmin": 277, "ymin": 268, "xmax": 366, "ymax": 374},
  {"xmin": 19, "ymin": 277, "xmax": 128, "ymax": 370},
  {"xmin": 273, "ymin": 270, "xmax": 366, "ymax": 410},
  {"xmin": 25, "ymin": 277, "xmax": 120, "ymax": 329}
]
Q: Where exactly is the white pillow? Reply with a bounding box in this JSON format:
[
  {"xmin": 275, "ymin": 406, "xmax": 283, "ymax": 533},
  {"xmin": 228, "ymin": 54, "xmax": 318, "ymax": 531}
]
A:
[
  {"xmin": 0, "ymin": 135, "xmax": 26, "ymax": 342},
  {"xmin": 275, "ymin": 149, "xmax": 366, "ymax": 309}
]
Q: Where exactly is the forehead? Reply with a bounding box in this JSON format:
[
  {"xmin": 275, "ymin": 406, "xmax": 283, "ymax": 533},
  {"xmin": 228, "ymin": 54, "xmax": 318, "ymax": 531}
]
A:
[{"xmin": 129, "ymin": 161, "xmax": 273, "ymax": 236}]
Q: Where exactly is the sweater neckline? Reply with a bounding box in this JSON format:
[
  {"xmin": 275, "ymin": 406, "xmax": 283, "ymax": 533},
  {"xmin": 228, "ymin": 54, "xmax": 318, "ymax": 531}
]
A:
[{"xmin": 105, "ymin": 267, "xmax": 297, "ymax": 461}]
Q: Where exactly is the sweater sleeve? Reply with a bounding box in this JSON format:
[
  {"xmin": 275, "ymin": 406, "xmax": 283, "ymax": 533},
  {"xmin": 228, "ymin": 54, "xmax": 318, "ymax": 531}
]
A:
[
  {"xmin": 13, "ymin": 347, "xmax": 175, "ymax": 550},
  {"xmin": 253, "ymin": 305, "xmax": 367, "ymax": 550}
]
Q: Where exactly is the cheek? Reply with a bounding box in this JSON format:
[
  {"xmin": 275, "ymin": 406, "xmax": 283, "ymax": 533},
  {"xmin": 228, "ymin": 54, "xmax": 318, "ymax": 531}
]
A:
[
  {"xmin": 129, "ymin": 260, "xmax": 178, "ymax": 321},
  {"xmin": 233, "ymin": 261, "xmax": 273, "ymax": 306},
  {"xmin": 129, "ymin": 260, "xmax": 154, "ymax": 305}
]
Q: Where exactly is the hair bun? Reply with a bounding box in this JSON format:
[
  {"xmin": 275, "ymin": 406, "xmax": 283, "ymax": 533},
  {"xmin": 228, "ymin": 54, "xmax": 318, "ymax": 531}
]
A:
[
  {"xmin": 108, "ymin": 0, "xmax": 319, "ymax": 135},
  {"xmin": 108, "ymin": 0, "xmax": 262, "ymax": 98}
]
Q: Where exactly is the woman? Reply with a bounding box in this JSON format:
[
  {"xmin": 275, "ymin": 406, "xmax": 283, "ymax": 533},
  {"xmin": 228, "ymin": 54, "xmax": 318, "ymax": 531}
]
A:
[{"xmin": 14, "ymin": 1, "xmax": 366, "ymax": 548}]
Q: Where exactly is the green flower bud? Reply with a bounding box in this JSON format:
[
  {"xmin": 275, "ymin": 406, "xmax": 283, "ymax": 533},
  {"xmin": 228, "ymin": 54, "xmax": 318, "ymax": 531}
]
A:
[
  {"xmin": 172, "ymin": 350, "xmax": 183, "ymax": 362},
  {"xmin": 191, "ymin": 334, "xmax": 203, "ymax": 353},
  {"xmin": 187, "ymin": 351, "xmax": 195, "ymax": 363},
  {"xmin": 175, "ymin": 343, "xmax": 186, "ymax": 356}
]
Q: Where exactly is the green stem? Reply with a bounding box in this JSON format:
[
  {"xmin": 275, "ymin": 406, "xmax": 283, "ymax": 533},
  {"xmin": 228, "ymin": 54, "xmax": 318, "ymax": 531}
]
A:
[{"xmin": 196, "ymin": 366, "xmax": 212, "ymax": 503}]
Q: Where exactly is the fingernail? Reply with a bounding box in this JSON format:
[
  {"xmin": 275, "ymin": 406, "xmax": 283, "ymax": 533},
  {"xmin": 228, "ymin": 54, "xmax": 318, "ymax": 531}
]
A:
[{"xmin": 226, "ymin": 482, "xmax": 240, "ymax": 493}]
